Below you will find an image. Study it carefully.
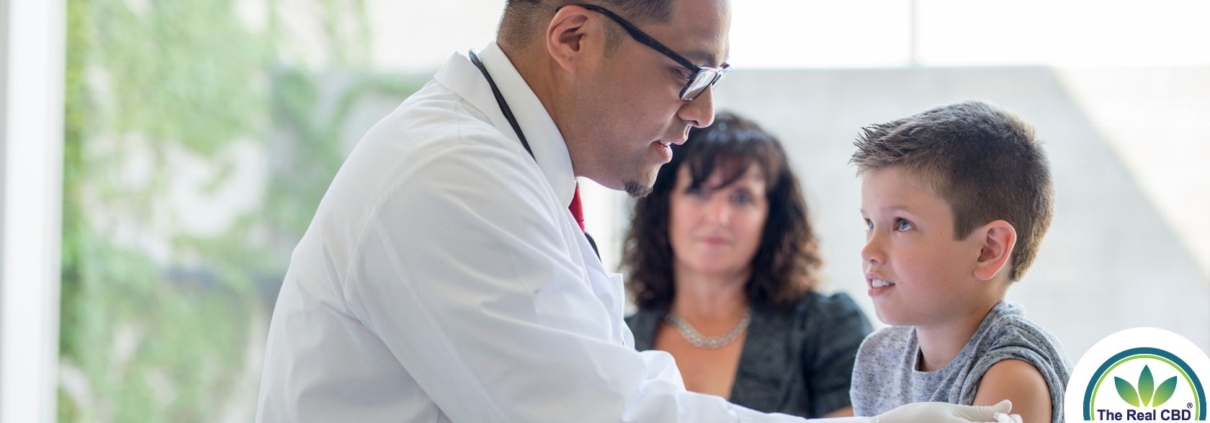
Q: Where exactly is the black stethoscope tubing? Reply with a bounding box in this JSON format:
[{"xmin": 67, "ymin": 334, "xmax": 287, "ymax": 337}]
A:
[
  {"xmin": 468, "ymin": 50, "xmax": 600, "ymax": 258},
  {"xmin": 470, "ymin": 50, "xmax": 536, "ymax": 161}
]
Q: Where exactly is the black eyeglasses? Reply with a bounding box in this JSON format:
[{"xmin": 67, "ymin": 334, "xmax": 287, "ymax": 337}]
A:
[{"xmin": 567, "ymin": 4, "xmax": 730, "ymax": 102}]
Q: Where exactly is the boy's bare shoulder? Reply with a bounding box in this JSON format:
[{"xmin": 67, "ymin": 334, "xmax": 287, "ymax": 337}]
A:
[{"xmin": 973, "ymin": 359, "xmax": 1053, "ymax": 423}]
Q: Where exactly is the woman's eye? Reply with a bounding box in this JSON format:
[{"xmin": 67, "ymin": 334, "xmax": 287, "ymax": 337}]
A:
[
  {"xmin": 686, "ymin": 187, "xmax": 705, "ymax": 197},
  {"xmin": 864, "ymin": 219, "xmax": 873, "ymax": 231},
  {"xmin": 732, "ymin": 192, "xmax": 752, "ymax": 205},
  {"xmin": 896, "ymin": 218, "xmax": 914, "ymax": 232}
]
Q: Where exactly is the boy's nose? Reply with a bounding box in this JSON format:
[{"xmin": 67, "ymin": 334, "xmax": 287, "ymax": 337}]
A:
[{"xmin": 861, "ymin": 233, "xmax": 886, "ymax": 266}]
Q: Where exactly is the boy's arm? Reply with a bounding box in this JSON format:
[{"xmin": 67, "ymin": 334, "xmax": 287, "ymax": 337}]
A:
[{"xmin": 972, "ymin": 360, "xmax": 1052, "ymax": 423}]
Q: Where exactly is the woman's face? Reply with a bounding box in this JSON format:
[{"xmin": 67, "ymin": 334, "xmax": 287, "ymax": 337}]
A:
[{"xmin": 668, "ymin": 162, "xmax": 770, "ymax": 278}]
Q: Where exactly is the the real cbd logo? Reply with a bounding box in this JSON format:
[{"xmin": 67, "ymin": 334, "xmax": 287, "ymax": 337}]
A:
[{"xmin": 1116, "ymin": 365, "xmax": 1179, "ymax": 408}]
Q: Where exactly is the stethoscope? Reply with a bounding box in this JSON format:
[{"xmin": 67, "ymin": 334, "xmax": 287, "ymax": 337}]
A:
[{"xmin": 469, "ymin": 50, "xmax": 600, "ymax": 259}]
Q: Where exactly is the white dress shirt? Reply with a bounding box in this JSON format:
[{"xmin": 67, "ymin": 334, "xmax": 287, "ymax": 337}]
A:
[{"xmin": 255, "ymin": 42, "xmax": 805, "ymax": 423}]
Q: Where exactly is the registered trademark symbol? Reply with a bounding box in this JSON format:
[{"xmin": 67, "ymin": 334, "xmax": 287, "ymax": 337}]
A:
[{"xmin": 1189, "ymin": 402, "xmax": 1195, "ymax": 409}]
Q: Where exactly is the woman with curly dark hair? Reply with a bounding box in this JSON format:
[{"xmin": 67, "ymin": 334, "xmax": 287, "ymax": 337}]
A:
[{"xmin": 623, "ymin": 112, "xmax": 872, "ymax": 419}]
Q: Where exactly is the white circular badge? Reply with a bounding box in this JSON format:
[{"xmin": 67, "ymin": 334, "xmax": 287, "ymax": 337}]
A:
[{"xmin": 1065, "ymin": 328, "xmax": 1210, "ymax": 422}]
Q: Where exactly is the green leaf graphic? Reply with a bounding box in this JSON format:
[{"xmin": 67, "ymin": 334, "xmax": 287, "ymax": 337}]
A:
[
  {"xmin": 1140, "ymin": 366, "xmax": 1155, "ymax": 407},
  {"xmin": 1153, "ymin": 377, "xmax": 1178, "ymax": 407},
  {"xmin": 1116, "ymin": 377, "xmax": 1141, "ymax": 407}
]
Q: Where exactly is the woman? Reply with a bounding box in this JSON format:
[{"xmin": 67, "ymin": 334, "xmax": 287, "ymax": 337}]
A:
[{"xmin": 623, "ymin": 112, "xmax": 872, "ymax": 418}]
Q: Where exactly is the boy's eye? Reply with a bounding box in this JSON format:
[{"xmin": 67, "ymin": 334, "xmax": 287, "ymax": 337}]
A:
[
  {"xmin": 864, "ymin": 219, "xmax": 873, "ymax": 231},
  {"xmin": 895, "ymin": 218, "xmax": 914, "ymax": 232}
]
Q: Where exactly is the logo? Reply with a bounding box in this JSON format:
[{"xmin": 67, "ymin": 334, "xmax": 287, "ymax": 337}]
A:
[
  {"xmin": 1112, "ymin": 363, "xmax": 1180, "ymax": 409},
  {"xmin": 1066, "ymin": 328, "xmax": 1210, "ymax": 421}
]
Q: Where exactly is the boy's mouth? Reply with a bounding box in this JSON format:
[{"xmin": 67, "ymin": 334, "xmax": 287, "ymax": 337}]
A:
[{"xmin": 866, "ymin": 273, "xmax": 896, "ymax": 296}]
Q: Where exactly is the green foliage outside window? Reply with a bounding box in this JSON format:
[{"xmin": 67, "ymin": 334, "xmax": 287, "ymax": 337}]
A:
[{"xmin": 60, "ymin": 0, "xmax": 422, "ymax": 421}]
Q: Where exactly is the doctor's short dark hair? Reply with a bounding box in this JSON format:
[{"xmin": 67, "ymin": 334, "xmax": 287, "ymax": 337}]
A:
[
  {"xmin": 622, "ymin": 112, "xmax": 822, "ymax": 311},
  {"xmin": 500, "ymin": 1, "xmax": 673, "ymax": 50},
  {"xmin": 849, "ymin": 101, "xmax": 1054, "ymax": 281}
]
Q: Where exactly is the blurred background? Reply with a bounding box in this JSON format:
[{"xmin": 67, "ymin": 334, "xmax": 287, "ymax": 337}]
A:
[{"xmin": 1, "ymin": 0, "xmax": 1207, "ymax": 422}]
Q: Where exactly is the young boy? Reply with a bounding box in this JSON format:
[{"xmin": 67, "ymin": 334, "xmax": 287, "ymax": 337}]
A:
[{"xmin": 848, "ymin": 101, "xmax": 1072, "ymax": 423}]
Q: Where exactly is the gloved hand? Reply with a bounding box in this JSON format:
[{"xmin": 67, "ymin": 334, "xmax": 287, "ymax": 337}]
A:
[{"xmin": 872, "ymin": 400, "xmax": 1021, "ymax": 423}]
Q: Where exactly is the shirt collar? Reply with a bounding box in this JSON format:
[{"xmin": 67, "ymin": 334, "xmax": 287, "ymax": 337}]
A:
[{"xmin": 434, "ymin": 42, "xmax": 577, "ymax": 210}]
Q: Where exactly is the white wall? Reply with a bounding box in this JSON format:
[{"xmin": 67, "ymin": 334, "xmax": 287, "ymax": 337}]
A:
[{"xmin": 0, "ymin": 0, "xmax": 65, "ymax": 422}]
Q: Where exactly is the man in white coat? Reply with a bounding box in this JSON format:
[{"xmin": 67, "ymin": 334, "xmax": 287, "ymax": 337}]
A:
[{"xmin": 255, "ymin": 1, "xmax": 1019, "ymax": 422}]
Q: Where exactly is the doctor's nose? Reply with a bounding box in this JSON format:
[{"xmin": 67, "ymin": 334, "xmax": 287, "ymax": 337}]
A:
[{"xmin": 679, "ymin": 87, "xmax": 715, "ymax": 129}]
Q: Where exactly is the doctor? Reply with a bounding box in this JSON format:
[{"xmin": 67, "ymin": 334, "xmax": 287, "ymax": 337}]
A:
[{"xmin": 255, "ymin": 1, "xmax": 1018, "ymax": 422}]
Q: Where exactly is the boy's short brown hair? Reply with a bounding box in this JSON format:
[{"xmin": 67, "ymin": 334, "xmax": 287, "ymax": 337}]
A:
[{"xmin": 850, "ymin": 101, "xmax": 1054, "ymax": 281}]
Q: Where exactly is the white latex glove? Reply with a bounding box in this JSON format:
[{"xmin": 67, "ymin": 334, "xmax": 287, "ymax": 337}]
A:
[
  {"xmin": 817, "ymin": 400, "xmax": 1021, "ymax": 423},
  {"xmin": 873, "ymin": 400, "xmax": 1019, "ymax": 423}
]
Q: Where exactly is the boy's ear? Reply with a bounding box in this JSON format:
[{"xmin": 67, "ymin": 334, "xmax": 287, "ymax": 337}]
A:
[
  {"xmin": 973, "ymin": 220, "xmax": 1017, "ymax": 281},
  {"xmin": 546, "ymin": 5, "xmax": 600, "ymax": 74}
]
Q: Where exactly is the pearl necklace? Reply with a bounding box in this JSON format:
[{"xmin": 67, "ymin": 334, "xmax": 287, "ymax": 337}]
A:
[{"xmin": 663, "ymin": 309, "xmax": 751, "ymax": 350}]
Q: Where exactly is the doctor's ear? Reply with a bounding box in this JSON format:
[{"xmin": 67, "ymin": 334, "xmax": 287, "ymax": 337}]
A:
[
  {"xmin": 972, "ymin": 220, "xmax": 1017, "ymax": 281},
  {"xmin": 545, "ymin": 5, "xmax": 604, "ymax": 73}
]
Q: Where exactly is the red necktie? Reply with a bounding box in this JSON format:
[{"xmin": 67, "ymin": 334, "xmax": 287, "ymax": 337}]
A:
[{"xmin": 569, "ymin": 184, "xmax": 585, "ymax": 232}]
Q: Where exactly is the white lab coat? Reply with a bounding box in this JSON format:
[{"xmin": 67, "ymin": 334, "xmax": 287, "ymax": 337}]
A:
[{"xmin": 255, "ymin": 42, "xmax": 803, "ymax": 423}]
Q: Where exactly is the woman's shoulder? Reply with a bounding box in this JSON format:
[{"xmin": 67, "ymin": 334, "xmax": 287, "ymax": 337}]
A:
[
  {"xmin": 788, "ymin": 291, "xmax": 867, "ymax": 322},
  {"xmin": 754, "ymin": 291, "xmax": 872, "ymax": 338},
  {"xmin": 624, "ymin": 307, "xmax": 663, "ymax": 327},
  {"xmin": 623, "ymin": 307, "xmax": 656, "ymax": 327},
  {"xmin": 624, "ymin": 307, "xmax": 666, "ymax": 351}
]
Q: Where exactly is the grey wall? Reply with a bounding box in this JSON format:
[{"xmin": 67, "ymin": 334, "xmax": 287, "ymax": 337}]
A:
[
  {"xmin": 329, "ymin": 65, "xmax": 1210, "ymax": 362},
  {"xmin": 712, "ymin": 66, "xmax": 1210, "ymax": 361}
]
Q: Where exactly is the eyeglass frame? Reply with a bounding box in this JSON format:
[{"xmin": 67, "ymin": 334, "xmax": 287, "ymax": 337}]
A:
[{"xmin": 560, "ymin": 3, "xmax": 730, "ymax": 102}]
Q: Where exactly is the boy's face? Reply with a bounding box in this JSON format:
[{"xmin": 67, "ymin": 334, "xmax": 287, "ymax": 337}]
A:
[{"xmin": 859, "ymin": 166, "xmax": 988, "ymax": 327}]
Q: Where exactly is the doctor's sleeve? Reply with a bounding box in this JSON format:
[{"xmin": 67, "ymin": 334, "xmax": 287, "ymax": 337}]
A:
[{"xmin": 342, "ymin": 143, "xmax": 805, "ymax": 423}]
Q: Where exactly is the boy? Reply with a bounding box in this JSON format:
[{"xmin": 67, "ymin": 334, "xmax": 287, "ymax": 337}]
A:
[{"xmin": 848, "ymin": 102, "xmax": 1072, "ymax": 423}]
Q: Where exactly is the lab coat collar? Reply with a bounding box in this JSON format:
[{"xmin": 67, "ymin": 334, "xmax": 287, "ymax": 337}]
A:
[{"xmin": 434, "ymin": 42, "xmax": 576, "ymax": 210}]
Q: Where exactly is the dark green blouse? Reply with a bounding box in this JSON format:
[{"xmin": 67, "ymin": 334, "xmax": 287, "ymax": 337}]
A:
[{"xmin": 625, "ymin": 292, "xmax": 872, "ymax": 419}]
